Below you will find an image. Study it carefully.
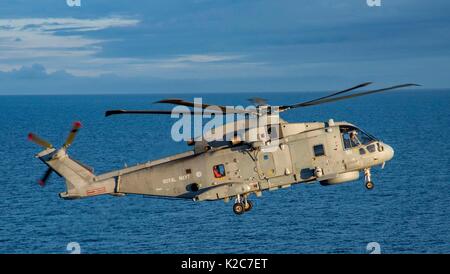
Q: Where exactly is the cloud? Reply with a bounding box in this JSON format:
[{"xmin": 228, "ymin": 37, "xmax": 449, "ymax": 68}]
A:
[
  {"xmin": 0, "ymin": 17, "xmax": 139, "ymax": 73},
  {"xmin": 0, "ymin": 16, "xmax": 252, "ymax": 79},
  {"xmin": 0, "ymin": 17, "xmax": 139, "ymax": 50},
  {"xmin": 5, "ymin": 63, "xmax": 48, "ymax": 79},
  {"xmin": 1, "ymin": 1, "xmax": 450, "ymax": 93},
  {"xmin": 169, "ymin": 54, "xmax": 242, "ymax": 63},
  {"xmin": 0, "ymin": 63, "xmax": 72, "ymax": 79},
  {"xmin": 0, "ymin": 63, "xmax": 339, "ymax": 94}
]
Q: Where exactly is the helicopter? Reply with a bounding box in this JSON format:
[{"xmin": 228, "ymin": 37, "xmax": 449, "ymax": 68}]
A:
[{"xmin": 29, "ymin": 82, "xmax": 418, "ymax": 214}]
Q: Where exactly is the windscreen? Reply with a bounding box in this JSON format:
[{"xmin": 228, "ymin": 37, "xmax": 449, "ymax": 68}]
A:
[{"xmin": 340, "ymin": 125, "xmax": 377, "ymax": 149}]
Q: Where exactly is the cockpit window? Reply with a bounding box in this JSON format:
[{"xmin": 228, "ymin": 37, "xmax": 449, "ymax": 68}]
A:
[{"xmin": 340, "ymin": 126, "xmax": 376, "ymax": 149}]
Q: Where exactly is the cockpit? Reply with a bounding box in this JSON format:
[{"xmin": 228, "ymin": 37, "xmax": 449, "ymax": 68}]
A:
[{"xmin": 340, "ymin": 125, "xmax": 377, "ymax": 150}]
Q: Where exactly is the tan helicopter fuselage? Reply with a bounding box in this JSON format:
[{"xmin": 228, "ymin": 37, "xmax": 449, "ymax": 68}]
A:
[{"xmin": 44, "ymin": 119, "xmax": 393, "ymax": 202}]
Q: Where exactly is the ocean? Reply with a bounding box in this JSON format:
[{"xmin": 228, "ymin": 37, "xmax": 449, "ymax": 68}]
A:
[{"xmin": 0, "ymin": 90, "xmax": 449, "ymax": 253}]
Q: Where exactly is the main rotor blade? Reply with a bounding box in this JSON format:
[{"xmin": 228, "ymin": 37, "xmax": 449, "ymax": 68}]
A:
[
  {"xmin": 155, "ymin": 98, "xmax": 256, "ymax": 115},
  {"xmin": 282, "ymin": 83, "xmax": 420, "ymax": 110},
  {"xmin": 105, "ymin": 109, "xmax": 216, "ymax": 117},
  {"xmin": 63, "ymin": 121, "xmax": 82, "ymax": 149},
  {"xmin": 280, "ymin": 82, "xmax": 373, "ymax": 110},
  {"xmin": 155, "ymin": 98, "xmax": 226, "ymax": 110},
  {"xmin": 106, "ymin": 110, "xmax": 174, "ymax": 117},
  {"xmin": 38, "ymin": 167, "xmax": 52, "ymax": 187},
  {"xmin": 105, "ymin": 108, "xmax": 255, "ymax": 117},
  {"xmin": 28, "ymin": 133, "xmax": 53, "ymax": 149}
]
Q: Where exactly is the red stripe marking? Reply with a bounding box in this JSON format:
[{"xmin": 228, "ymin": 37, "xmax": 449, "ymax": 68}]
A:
[{"xmin": 86, "ymin": 186, "xmax": 106, "ymax": 196}]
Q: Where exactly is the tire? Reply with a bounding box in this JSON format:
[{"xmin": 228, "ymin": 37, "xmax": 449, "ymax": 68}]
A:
[
  {"xmin": 244, "ymin": 200, "xmax": 253, "ymax": 212},
  {"xmin": 365, "ymin": 181, "xmax": 374, "ymax": 190},
  {"xmin": 233, "ymin": 203, "xmax": 245, "ymax": 215}
]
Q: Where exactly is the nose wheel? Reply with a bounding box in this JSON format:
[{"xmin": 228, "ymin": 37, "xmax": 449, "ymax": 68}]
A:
[
  {"xmin": 364, "ymin": 168, "xmax": 374, "ymax": 190},
  {"xmin": 365, "ymin": 181, "xmax": 374, "ymax": 190},
  {"xmin": 232, "ymin": 194, "xmax": 253, "ymax": 215}
]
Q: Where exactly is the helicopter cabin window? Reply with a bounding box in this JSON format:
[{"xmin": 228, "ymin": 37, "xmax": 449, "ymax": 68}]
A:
[
  {"xmin": 340, "ymin": 125, "xmax": 376, "ymax": 149},
  {"xmin": 313, "ymin": 144, "xmax": 325, "ymax": 157},
  {"xmin": 212, "ymin": 164, "xmax": 226, "ymax": 178},
  {"xmin": 367, "ymin": 144, "xmax": 376, "ymax": 153}
]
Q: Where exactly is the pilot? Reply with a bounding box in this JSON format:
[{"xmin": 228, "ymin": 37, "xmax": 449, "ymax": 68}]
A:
[{"xmin": 349, "ymin": 130, "xmax": 361, "ymax": 146}]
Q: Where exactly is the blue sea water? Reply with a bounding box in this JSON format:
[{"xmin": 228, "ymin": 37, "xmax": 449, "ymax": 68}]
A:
[{"xmin": 0, "ymin": 90, "xmax": 449, "ymax": 254}]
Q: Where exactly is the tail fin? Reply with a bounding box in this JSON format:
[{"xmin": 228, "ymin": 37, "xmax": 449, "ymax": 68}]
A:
[{"xmin": 30, "ymin": 122, "xmax": 115, "ymax": 199}]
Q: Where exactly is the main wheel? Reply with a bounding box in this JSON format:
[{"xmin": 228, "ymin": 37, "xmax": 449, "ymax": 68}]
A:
[
  {"xmin": 233, "ymin": 203, "xmax": 245, "ymax": 215},
  {"xmin": 244, "ymin": 200, "xmax": 253, "ymax": 212},
  {"xmin": 365, "ymin": 181, "xmax": 374, "ymax": 190}
]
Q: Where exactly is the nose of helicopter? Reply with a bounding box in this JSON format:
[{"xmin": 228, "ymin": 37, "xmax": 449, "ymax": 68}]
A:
[{"xmin": 382, "ymin": 143, "xmax": 394, "ymax": 162}]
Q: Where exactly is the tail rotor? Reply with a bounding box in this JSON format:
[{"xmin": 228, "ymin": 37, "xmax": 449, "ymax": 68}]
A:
[
  {"xmin": 38, "ymin": 167, "xmax": 53, "ymax": 187},
  {"xmin": 63, "ymin": 121, "xmax": 82, "ymax": 149},
  {"xmin": 28, "ymin": 121, "xmax": 82, "ymax": 187},
  {"xmin": 27, "ymin": 133, "xmax": 53, "ymax": 149}
]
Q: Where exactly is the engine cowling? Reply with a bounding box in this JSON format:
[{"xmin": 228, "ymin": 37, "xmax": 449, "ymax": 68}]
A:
[{"xmin": 320, "ymin": 171, "xmax": 360, "ymax": 186}]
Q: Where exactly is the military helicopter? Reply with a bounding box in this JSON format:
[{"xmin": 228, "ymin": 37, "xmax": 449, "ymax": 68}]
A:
[{"xmin": 29, "ymin": 82, "xmax": 418, "ymax": 214}]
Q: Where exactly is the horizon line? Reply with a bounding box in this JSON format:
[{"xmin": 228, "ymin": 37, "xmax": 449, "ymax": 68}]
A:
[{"xmin": 0, "ymin": 87, "xmax": 445, "ymax": 96}]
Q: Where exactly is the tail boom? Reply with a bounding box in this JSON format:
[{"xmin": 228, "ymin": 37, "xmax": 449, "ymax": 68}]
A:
[{"xmin": 36, "ymin": 148, "xmax": 115, "ymax": 199}]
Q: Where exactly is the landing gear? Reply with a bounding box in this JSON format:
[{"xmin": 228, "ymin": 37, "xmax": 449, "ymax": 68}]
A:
[
  {"xmin": 364, "ymin": 168, "xmax": 374, "ymax": 190},
  {"xmin": 232, "ymin": 194, "xmax": 253, "ymax": 215},
  {"xmin": 233, "ymin": 203, "xmax": 245, "ymax": 215},
  {"xmin": 244, "ymin": 200, "xmax": 253, "ymax": 212}
]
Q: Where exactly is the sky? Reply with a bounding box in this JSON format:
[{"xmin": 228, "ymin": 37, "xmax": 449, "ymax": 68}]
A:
[{"xmin": 0, "ymin": 0, "xmax": 449, "ymax": 94}]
